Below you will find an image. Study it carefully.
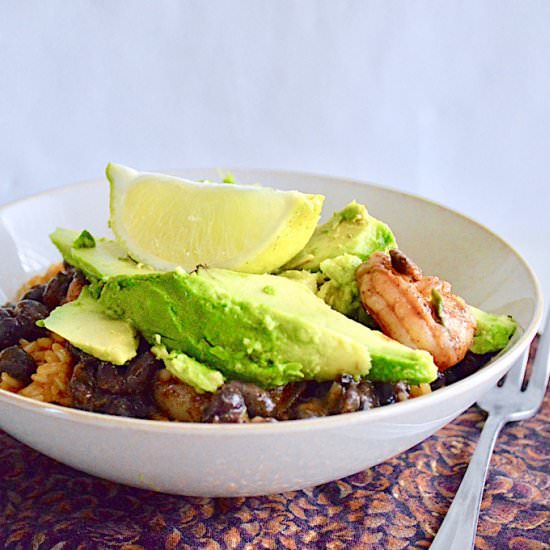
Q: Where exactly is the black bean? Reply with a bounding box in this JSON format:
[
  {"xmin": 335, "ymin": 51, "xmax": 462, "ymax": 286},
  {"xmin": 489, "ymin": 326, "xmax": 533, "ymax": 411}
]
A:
[
  {"xmin": 430, "ymin": 372, "xmax": 446, "ymax": 391},
  {"xmin": 68, "ymin": 344, "xmax": 97, "ymax": 366},
  {"xmin": 228, "ymin": 381, "xmax": 276, "ymax": 417},
  {"xmin": 0, "ymin": 316, "xmax": 22, "ymax": 349},
  {"xmin": 96, "ymin": 394, "xmax": 152, "ymax": 418},
  {"xmin": 43, "ymin": 272, "xmax": 72, "ymax": 310},
  {"xmin": 441, "ymin": 351, "xmax": 496, "ymax": 385},
  {"xmin": 202, "ymin": 383, "xmax": 248, "ymax": 423},
  {"xmin": 267, "ymin": 382, "xmax": 306, "ymax": 420},
  {"xmin": 335, "ymin": 374, "xmax": 366, "ymax": 413},
  {"xmin": 63, "ymin": 262, "xmax": 76, "ymax": 275},
  {"xmin": 95, "ymin": 362, "xmax": 126, "ymax": 393},
  {"xmin": 281, "ymin": 376, "xmax": 379, "ymax": 419},
  {"xmin": 0, "ymin": 346, "xmax": 36, "ymax": 385},
  {"xmin": 65, "ymin": 271, "xmax": 87, "ymax": 303},
  {"xmin": 356, "ymin": 380, "xmax": 379, "ymax": 410},
  {"xmin": 0, "ymin": 308, "xmax": 14, "ymax": 319},
  {"xmin": 372, "ymin": 382, "xmax": 397, "ymax": 406},
  {"xmin": 321, "ymin": 376, "xmax": 376, "ymax": 414},
  {"xmin": 340, "ymin": 385, "xmax": 362, "ymax": 413},
  {"xmin": 68, "ymin": 361, "xmax": 96, "ymax": 402},
  {"xmin": 299, "ymin": 380, "xmax": 332, "ymax": 401},
  {"xmin": 91, "ymin": 351, "xmax": 160, "ymax": 395},
  {"xmin": 22, "ymin": 285, "xmax": 46, "ymax": 303},
  {"xmin": 124, "ymin": 352, "xmax": 161, "ymax": 394},
  {"xmin": 202, "ymin": 381, "xmax": 280, "ymax": 422},
  {"xmin": 14, "ymin": 300, "xmax": 49, "ymax": 340}
]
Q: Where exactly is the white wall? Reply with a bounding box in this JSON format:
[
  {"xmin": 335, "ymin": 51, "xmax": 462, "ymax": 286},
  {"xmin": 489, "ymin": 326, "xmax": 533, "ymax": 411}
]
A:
[{"xmin": 1, "ymin": 1, "xmax": 549, "ymax": 304}]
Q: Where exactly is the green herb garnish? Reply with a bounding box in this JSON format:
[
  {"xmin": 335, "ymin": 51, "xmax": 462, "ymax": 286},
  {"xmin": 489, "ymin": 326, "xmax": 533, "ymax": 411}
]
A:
[{"xmin": 73, "ymin": 230, "xmax": 96, "ymax": 249}]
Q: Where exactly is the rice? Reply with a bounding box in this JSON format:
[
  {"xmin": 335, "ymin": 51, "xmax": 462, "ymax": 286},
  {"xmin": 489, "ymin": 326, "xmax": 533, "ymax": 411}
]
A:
[
  {"xmin": 18, "ymin": 335, "xmax": 74, "ymax": 406},
  {"xmin": 0, "ymin": 372, "xmax": 25, "ymax": 392}
]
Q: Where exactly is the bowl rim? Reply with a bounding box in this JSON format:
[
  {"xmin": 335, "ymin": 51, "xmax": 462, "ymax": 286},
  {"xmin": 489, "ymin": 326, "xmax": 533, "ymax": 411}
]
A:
[{"xmin": 0, "ymin": 168, "xmax": 544, "ymax": 435}]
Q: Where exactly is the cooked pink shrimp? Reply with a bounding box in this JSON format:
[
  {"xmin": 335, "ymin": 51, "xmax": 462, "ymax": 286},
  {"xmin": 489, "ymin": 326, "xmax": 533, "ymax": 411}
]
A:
[{"xmin": 356, "ymin": 249, "xmax": 476, "ymax": 371}]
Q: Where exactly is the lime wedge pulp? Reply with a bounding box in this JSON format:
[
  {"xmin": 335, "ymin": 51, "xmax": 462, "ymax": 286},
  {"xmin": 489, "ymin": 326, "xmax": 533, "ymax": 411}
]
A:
[{"xmin": 107, "ymin": 163, "xmax": 324, "ymax": 273}]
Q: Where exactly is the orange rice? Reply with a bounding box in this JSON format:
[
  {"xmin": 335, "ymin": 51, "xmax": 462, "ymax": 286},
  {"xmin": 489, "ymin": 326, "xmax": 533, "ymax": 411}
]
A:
[
  {"xmin": 0, "ymin": 372, "xmax": 25, "ymax": 392},
  {"xmin": 18, "ymin": 335, "xmax": 74, "ymax": 406}
]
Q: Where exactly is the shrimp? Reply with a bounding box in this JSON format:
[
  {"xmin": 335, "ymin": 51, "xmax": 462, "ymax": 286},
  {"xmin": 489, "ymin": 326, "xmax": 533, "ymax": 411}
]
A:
[{"xmin": 356, "ymin": 249, "xmax": 476, "ymax": 371}]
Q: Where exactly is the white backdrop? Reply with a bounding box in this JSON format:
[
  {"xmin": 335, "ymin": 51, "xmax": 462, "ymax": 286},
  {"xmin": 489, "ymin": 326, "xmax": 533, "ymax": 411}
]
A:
[{"xmin": 1, "ymin": 1, "xmax": 549, "ymax": 305}]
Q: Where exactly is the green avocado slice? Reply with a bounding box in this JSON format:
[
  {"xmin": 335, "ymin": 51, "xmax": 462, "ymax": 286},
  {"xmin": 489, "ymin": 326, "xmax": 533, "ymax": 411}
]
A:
[
  {"xmin": 41, "ymin": 288, "xmax": 139, "ymax": 365},
  {"xmin": 50, "ymin": 228, "xmax": 157, "ymax": 281},
  {"xmin": 151, "ymin": 341, "xmax": 225, "ymax": 393},
  {"xmin": 283, "ymin": 201, "xmax": 397, "ymax": 271},
  {"xmin": 98, "ymin": 268, "xmax": 373, "ymax": 388},
  {"xmin": 469, "ymin": 306, "xmax": 517, "ymax": 355}
]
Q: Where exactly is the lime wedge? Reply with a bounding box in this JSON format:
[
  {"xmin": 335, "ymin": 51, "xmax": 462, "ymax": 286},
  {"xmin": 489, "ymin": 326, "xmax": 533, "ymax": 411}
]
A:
[{"xmin": 107, "ymin": 163, "xmax": 324, "ymax": 273}]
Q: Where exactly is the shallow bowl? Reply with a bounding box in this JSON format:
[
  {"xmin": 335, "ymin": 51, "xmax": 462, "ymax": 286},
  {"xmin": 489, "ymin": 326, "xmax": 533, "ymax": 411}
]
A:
[{"xmin": 0, "ymin": 169, "xmax": 543, "ymax": 497}]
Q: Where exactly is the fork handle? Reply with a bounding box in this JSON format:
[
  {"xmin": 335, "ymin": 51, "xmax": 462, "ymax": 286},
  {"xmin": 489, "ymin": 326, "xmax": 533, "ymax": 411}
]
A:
[{"xmin": 430, "ymin": 413, "xmax": 506, "ymax": 550}]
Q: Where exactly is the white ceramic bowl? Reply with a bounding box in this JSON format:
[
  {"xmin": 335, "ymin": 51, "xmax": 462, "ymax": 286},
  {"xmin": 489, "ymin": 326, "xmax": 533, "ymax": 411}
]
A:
[{"xmin": 0, "ymin": 169, "xmax": 543, "ymax": 497}]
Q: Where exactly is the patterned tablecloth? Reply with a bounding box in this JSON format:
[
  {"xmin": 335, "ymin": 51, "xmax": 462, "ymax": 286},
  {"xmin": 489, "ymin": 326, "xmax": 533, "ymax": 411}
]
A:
[{"xmin": 1, "ymin": 341, "xmax": 548, "ymax": 550}]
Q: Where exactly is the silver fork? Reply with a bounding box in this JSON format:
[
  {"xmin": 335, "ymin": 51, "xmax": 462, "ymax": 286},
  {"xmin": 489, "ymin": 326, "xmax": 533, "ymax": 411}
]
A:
[{"xmin": 431, "ymin": 314, "xmax": 550, "ymax": 550}]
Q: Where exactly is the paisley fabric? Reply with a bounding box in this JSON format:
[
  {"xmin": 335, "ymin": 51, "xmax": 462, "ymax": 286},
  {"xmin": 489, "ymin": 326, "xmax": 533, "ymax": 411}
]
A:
[{"xmin": 1, "ymin": 340, "xmax": 548, "ymax": 549}]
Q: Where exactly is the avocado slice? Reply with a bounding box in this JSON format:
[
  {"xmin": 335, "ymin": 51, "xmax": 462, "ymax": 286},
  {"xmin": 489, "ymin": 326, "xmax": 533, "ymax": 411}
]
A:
[
  {"xmin": 316, "ymin": 254, "xmax": 363, "ymax": 317},
  {"xmin": 151, "ymin": 341, "xmax": 224, "ymax": 393},
  {"xmin": 469, "ymin": 306, "xmax": 517, "ymax": 354},
  {"xmin": 283, "ymin": 201, "xmax": 397, "ymax": 271},
  {"xmin": 41, "ymin": 288, "xmax": 139, "ymax": 365},
  {"xmin": 277, "ymin": 270, "xmax": 320, "ymax": 294},
  {"xmin": 50, "ymin": 228, "xmax": 158, "ymax": 281},
  {"xmin": 98, "ymin": 268, "xmax": 373, "ymax": 387},
  {"xmin": 279, "ymin": 260, "xmax": 363, "ymax": 317},
  {"xmin": 98, "ymin": 267, "xmax": 436, "ymax": 387}
]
